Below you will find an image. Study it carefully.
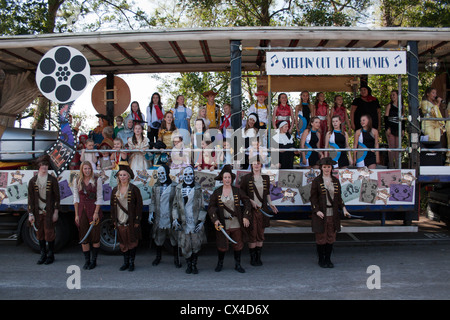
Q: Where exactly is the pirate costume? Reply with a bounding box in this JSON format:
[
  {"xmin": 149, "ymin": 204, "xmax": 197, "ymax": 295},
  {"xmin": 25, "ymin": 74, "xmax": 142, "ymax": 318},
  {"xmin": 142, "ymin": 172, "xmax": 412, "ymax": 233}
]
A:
[
  {"xmin": 110, "ymin": 165, "xmax": 143, "ymax": 271},
  {"xmin": 149, "ymin": 165, "xmax": 181, "ymax": 268},
  {"xmin": 27, "ymin": 156, "xmax": 60, "ymax": 265},
  {"xmin": 208, "ymin": 165, "xmax": 252, "ymax": 273},
  {"xmin": 310, "ymin": 157, "xmax": 349, "ymax": 268}
]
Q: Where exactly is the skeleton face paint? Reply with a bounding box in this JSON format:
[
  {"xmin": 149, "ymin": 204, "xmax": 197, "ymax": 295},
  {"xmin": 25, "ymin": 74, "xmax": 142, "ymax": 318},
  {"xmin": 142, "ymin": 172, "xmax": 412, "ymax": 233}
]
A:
[
  {"xmin": 157, "ymin": 166, "xmax": 167, "ymax": 184},
  {"xmin": 183, "ymin": 166, "xmax": 195, "ymax": 185}
]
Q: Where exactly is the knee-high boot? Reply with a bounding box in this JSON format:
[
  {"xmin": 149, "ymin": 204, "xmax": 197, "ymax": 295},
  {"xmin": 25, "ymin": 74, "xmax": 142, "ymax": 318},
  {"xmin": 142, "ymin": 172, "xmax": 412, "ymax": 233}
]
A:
[
  {"xmin": 89, "ymin": 247, "xmax": 99, "ymax": 270},
  {"xmin": 37, "ymin": 240, "xmax": 47, "ymax": 265},
  {"xmin": 215, "ymin": 250, "xmax": 225, "ymax": 272},
  {"xmin": 316, "ymin": 244, "xmax": 327, "ymax": 268},
  {"xmin": 234, "ymin": 250, "xmax": 245, "ymax": 273},
  {"xmin": 83, "ymin": 250, "xmax": 91, "ymax": 270},
  {"xmin": 324, "ymin": 243, "xmax": 334, "ymax": 268},
  {"xmin": 44, "ymin": 241, "xmax": 55, "ymax": 264},
  {"xmin": 120, "ymin": 251, "xmax": 130, "ymax": 271},
  {"xmin": 128, "ymin": 248, "xmax": 136, "ymax": 271}
]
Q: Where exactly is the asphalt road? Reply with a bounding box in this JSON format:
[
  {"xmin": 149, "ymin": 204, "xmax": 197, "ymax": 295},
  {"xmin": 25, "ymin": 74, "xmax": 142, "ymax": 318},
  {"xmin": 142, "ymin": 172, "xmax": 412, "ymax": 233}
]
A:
[{"xmin": 1, "ymin": 238, "xmax": 449, "ymax": 303}]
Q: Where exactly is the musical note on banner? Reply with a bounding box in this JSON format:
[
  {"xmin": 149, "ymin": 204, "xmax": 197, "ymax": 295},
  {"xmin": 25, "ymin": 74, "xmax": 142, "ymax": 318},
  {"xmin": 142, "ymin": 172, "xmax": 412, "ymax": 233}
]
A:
[
  {"xmin": 270, "ymin": 54, "xmax": 279, "ymax": 67},
  {"xmin": 394, "ymin": 55, "xmax": 402, "ymax": 67}
]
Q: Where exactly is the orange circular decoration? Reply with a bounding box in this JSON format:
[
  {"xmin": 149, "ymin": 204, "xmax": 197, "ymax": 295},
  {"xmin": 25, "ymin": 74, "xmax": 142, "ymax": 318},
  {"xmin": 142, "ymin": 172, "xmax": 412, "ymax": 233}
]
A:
[{"xmin": 91, "ymin": 76, "xmax": 131, "ymax": 116}]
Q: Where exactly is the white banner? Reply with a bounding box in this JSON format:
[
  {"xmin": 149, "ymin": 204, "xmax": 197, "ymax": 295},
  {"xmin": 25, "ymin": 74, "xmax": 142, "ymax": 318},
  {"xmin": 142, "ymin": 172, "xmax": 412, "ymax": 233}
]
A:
[{"xmin": 266, "ymin": 51, "xmax": 407, "ymax": 75}]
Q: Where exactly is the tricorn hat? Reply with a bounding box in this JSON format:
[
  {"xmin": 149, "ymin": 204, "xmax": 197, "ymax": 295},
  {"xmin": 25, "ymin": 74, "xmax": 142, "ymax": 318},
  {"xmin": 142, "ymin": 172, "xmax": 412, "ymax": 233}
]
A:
[
  {"xmin": 214, "ymin": 164, "xmax": 236, "ymax": 181},
  {"xmin": 115, "ymin": 162, "xmax": 135, "ymax": 180},
  {"xmin": 317, "ymin": 157, "xmax": 337, "ymax": 167}
]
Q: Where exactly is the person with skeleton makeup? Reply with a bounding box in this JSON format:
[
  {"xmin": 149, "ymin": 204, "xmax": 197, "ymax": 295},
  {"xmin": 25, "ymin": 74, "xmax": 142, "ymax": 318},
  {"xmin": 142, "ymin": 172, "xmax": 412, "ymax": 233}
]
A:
[
  {"xmin": 148, "ymin": 164, "xmax": 181, "ymax": 268},
  {"xmin": 172, "ymin": 166, "xmax": 207, "ymax": 274}
]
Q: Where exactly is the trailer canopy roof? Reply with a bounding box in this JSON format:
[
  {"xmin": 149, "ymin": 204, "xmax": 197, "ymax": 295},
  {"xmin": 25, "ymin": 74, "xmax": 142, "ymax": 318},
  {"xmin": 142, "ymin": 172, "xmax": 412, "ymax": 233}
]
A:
[{"xmin": 0, "ymin": 27, "xmax": 449, "ymax": 75}]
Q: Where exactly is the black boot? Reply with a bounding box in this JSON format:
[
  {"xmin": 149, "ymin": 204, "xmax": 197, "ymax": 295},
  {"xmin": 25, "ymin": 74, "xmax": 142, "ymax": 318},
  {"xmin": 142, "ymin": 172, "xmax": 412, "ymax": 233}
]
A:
[
  {"xmin": 83, "ymin": 250, "xmax": 91, "ymax": 270},
  {"xmin": 215, "ymin": 250, "xmax": 225, "ymax": 272},
  {"xmin": 317, "ymin": 244, "xmax": 327, "ymax": 268},
  {"xmin": 234, "ymin": 250, "xmax": 245, "ymax": 273},
  {"xmin": 37, "ymin": 240, "xmax": 47, "ymax": 265},
  {"xmin": 249, "ymin": 248, "xmax": 257, "ymax": 266},
  {"xmin": 89, "ymin": 247, "xmax": 99, "ymax": 270},
  {"xmin": 324, "ymin": 243, "xmax": 334, "ymax": 268},
  {"xmin": 120, "ymin": 251, "xmax": 130, "ymax": 271},
  {"xmin": 185, "ymin": 256, "xmax": 193, "ymax": 274},
  {"xmin": 191, "ymin": 253, "xmax": 198, "ymax": 274},
  {"xmin": 128, "ymin": 248, "xmax": 136, "ymax": 271},
  {"xmin": 44, "ymin": 241, "xmax": 55, "ymax": 265},
  {"xmin": 255, "ymin": 246, "xmax": 263, "ymax": 266},
  {"xmin": 152, "ymin": 246, "xmax": 162, "ymax": 266},
  {"xmin": 173, "ymin": 246, "xmax": 182, "ymax": 268}
]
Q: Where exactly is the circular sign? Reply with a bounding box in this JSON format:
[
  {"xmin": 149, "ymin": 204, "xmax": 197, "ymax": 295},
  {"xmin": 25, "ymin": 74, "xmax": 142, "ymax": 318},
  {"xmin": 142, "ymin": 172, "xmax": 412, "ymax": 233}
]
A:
[
  {"xmin": 91, "ymin": 76, "xmax": 131, "ymax": 116},
  {"xmin": 36, "ymin": 46, "xmax": 90, "ymax": 103}
]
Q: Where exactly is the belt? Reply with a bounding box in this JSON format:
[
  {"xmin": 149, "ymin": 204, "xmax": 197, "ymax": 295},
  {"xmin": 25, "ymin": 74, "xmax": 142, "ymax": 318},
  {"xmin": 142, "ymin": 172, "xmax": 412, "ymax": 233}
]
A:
[
  {"xmin": 318, "ymin": 116, "xmax": 327, "ymax": 121},
  {"xmin": 277, "ymin": 116, "xmax": 290, "ymax": 121}
]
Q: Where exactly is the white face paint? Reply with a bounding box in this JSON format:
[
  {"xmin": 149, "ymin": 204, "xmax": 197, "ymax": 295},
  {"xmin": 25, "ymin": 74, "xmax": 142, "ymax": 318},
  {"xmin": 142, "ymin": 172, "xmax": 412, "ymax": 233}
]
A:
[
  {"xmin": 157, "ymin": 166, "xmax": 167, "ymax": 184},
  {"xmin": 183, "ymin": 167, "xmax": 195, "ymax": 185}
]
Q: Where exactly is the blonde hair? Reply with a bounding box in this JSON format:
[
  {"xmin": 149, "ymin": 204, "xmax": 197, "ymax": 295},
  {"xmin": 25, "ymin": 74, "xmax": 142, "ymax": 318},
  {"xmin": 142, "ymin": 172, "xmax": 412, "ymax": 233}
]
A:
[{"xmin": 77, "ymin": 161, "xmax": 94, "ymax": 191}]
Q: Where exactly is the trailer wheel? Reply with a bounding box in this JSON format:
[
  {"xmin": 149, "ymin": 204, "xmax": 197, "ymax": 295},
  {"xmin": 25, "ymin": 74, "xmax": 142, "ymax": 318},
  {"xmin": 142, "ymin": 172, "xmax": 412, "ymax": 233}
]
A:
[
  {"xmin": 99, "ymin": 217, "xmax": 120, "ymax": 253},
  {"xmin": 20, "ymin": 214, "xmax": 71, "ymax": 253}
]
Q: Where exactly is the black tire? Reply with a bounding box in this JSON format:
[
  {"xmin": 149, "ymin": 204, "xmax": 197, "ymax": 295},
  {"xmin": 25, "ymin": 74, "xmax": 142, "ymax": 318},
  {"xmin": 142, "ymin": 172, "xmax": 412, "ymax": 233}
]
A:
[
  {"xmin": 99, "ymin": 217, "xmax": 120, "ymax": 254},
  {"xmin": 20, "ymin": 214, "xmax": 71, "ymax": 253}
]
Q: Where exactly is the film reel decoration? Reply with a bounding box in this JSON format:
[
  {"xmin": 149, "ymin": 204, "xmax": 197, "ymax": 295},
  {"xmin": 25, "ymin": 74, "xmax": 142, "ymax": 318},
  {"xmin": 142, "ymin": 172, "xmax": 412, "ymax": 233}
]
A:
[
  {"xmin": 36, "ymin": 46, "xmax": 91, "ymax": 175},
  {"xmin": 36, "ymin": 46, "xmax": 90, "ymax": 104}
]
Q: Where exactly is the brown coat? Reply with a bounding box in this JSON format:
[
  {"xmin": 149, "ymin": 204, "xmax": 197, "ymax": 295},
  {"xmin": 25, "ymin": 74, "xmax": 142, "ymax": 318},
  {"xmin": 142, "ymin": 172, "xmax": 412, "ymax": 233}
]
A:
[
  {"xmin": 310, "ymin": 175, "xmax": 345, "ymax": 233},
  {"xmin": 27, "ymin": 174, "xmax": 60, "ymax": 229},
  {"xmin": 239, "ymin": 173, "xmax": 271, "ymax": 228},
  {"xmin": 111, "ymin": 183, "xmax": 143, "ymax": 240}
]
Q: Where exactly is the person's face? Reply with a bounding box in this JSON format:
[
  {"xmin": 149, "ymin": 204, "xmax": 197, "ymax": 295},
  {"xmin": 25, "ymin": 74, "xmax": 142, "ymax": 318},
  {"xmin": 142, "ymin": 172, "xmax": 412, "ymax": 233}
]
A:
[
  {"xmin": 165, "ymin": 113, "xmax": 173, "ymax": 124},
  {"xmin": 248, "ymin": 117, "xmax": 256, "ymax": 127},
  {"xmin": 280, "ymin": 123, "xmax": 289, "ymax": 133},
  {"xmin": 116, "ymin": 118, "xmax": 123, "ymax": 126},
  {"xmin": 223, "ymin": 172, "xmax": 232, "ymax": 187},
  {"xmin": 280, "ymin": 94, "xmax": 288, "ymax": 105},
  {"xmin": 199, "ymin": 108, "xmax": 206, "ymax": 117},
  {"xmin": 80, "ymin": 136, "xmax": 87, "ymax": 144},
  {"xmin": 173, "ymin": 137, "xmax": 182, "ymax": 147},
  {"xmin": 360, "ymin": 88, "xmax": 369, "ymax": 97},
  {"xmin": 177, "ymin": 95, "xmax": 185, "ymax": 105},
  {"xmin": 322, "ymin": 164, "xmax": 332, "ymax": 176},
  {"xmin": 152, "ymin": 94, "xmax": 159, "ymax": 105},
  {"xmin": 134, "ymin": 124, "xmax": 143, "ymax": 135},
  {"xmin": 86, "ymin": 142, "xmax": 94, "ymax": 150},
  {"xmin": 118, "ymin": 171, "xmax": 130, "ymax": 184},
  {"xmin": 257, "ymin": 95, "xmax": 265, "ymax": 104},
  {"xmin": 312, "ymin": 119, "xmax": 320, "ymax": 130},
  {"xmin": 428, "ymin": 89, "xmax": 437, "ymax": 100},
  {"xmin": 335, "ymin": 96, "xmax": 343, "ymax": 106},
  {"xmin": 113, "ymin": 140, "xmax": 122, "ymax": 150},
  {"xmin": 131, "ymin": 102, "xmax": 139, "ymax": 112},
  {"xmin": 38, "ymin": 164, "xmax": 48, "ymax": 175},
  {"xmin": 252, "ymin": 161, "xmax": 262, "ymax": 172},
  {"xmin": 82, "ymin": 164, "xmax": 92, "ymax": 177},
  {"xmin": 318, "ymin": 93, "xmax": 325, "ymax": 102},
  {"xmin": 332, "ymin": 117, "xmax": 341, "ymax": 129},
  {"xmin": 127, "ymin": 119, "xmax": 134, "ymax": 129},
  {"xmin": 360, "ymin": 116, "xmax": 369, "ymax": 128},
  {"xmin": 207, "ymin": 94, "xmax": 215, "ymax": 103},
  {"xmin": 195, "ymin": 120, "xmax": 203, "ymax": 132},
  {"xmin": 390, "ymin": 91, "xmax": 398, "ymax": 103},
  {"xmin": 301, "ymin": 92, "xmax": 309, "ymax": 103},
  {"xmin": 224, "ymin": 104, "xmax": 231, "ymax": 115}
]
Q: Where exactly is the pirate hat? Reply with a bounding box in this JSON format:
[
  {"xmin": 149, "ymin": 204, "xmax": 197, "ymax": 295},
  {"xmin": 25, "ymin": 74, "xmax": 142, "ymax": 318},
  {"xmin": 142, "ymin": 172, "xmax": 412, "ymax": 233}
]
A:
[
  {"xmin": 115, "ymin": 162, "xmax": 135, "ymax": 180},
  {"xmin": 317, "ymin": 157, "xmax": 337, "ymax": 167},
  {"xmin": 214, "ymin": 164, "xmax": 236, "ymax": 181},
  {"xmin": 202, "ymin": 90, "xmax": 218, "ymax": 97}
]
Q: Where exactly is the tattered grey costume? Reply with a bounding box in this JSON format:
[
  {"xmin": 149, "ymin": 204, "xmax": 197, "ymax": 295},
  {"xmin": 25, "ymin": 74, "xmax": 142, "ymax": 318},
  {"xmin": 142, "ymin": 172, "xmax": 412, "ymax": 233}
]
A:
[
  {"xmin": 149, "ymin": 181, "xmax": 178, "ymax": 246},
  {"xmin": 172, "ymin": 182, "xmax": 207, "ymax": 258}
]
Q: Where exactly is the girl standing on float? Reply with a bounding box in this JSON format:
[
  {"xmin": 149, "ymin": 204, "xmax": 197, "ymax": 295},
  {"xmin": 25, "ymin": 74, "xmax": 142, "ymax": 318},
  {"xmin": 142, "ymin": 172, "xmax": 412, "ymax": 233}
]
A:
[
  {"xmin": 127, "ymin": 121, "xmax": 150, "ymax": 170},
  {"xmin": 146, "ymin": 92, "xmax": 165, "ymax": 145},
  {"xmin": 300, "ymin": 117, "xmax": 323, "ymax": 169},
  {"xmin": 325, "ymin": 115, "xmax": 352, "ymax": 169},
  {"xmin": 314, "ymin": 92, "xmax": 329, "ymax": 148},
  {"xmin": 171, "ymin": 95, "xmax": 192, "ymax": 145},
  {"xmin": 329, "ymin": 95, "xmax": 351, "ymax": 134},
  {"xmin": 295, "ymin": 91, "xmax": 314, "ymax": 139},
  {"xmin": 272, "ymin": 93, "xmax": 294, "ymax": 132},
  {"xmin": 353, "ymin": 114, "xmax": 380, "ymax": 169}
]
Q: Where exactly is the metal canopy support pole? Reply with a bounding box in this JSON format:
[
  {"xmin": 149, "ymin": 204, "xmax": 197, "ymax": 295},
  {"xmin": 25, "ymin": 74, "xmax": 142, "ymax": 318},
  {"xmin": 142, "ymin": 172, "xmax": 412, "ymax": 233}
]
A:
[
  {"xmin": 407, "ymin": 41, "xmax": 420, "ymax": 223},
  {"xmin": 106, "ymin": 73, "xmax": 115, "ymax": 126},
  {"xmin": 398, "ymin": 74, "xmax": 402, "ymax": 169},
  {"xmin": 230, "ymin": 40, "xmax": 242, "ymax": 130}
]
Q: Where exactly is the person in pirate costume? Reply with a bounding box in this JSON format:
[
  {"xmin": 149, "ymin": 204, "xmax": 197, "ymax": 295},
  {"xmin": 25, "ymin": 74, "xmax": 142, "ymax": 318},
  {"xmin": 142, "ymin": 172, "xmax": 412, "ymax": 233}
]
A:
[
  {"xmin": 310, "ymin": 157, "xmax": 350, "ymax": 268},
  {"xmin": 73, "ymin": 161, "xmax": 103, "ymax": 270},
  {"xmin": 27, "ymin": 155, "xmax": 60, "ymax": 265},
  {"xmin": 172, "ymin": 166, "xmax": 207, "ymax": 274},
  {"xmin": 208, "ymin": 165, "xmax": 252, "ymax": 273},
  {"xmin": 149, "ymin": 164, "xmax": 181, "ymax": 268},
  {"xmin": 239, "ymin": 156, "xmax": 278, "ymax": 266},
  {"xmin": 110, "ymin": 164, "xmax": 143, "ymax": 271}
]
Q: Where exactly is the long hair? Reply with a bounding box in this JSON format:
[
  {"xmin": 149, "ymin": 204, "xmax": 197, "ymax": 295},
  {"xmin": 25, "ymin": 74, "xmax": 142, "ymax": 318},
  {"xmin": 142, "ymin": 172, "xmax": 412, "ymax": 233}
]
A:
[
  {"xmin": 423, "ymin": 87, "xmax": 436, "ymax": 101},
  {"xmin": 130, "ymin": 101, "xmax": 144, "ymax": 120},
  {"xmin": 161, "ymin": 111, "xmax": 177, "ymax": 131},
  {"xmin": 329, "ymin": 115, "xmax": 343, "ymax": 133},
  {"xmin": 77, "ymin": 161, "xmax": 94, "ymax": 191},
  {"xmin": 307, "ymin": 116, "xmax": 320, "ymax": 131},
  {"xmin": 360, "ymin": 114, "xmax": 373, "ymax": 132},
  {"xmin": 132, "ymin": 122, "xmax": 145, "ymax": 145},
  {"xmin": 277, "ymin": 93, "xmax": 290, "ymax": 106},
  {"xmin": 149, "ymin": 92, "xmax": 163, "ymax": 110}
]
